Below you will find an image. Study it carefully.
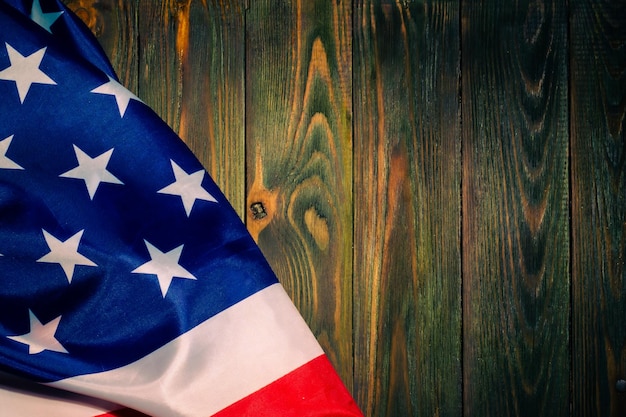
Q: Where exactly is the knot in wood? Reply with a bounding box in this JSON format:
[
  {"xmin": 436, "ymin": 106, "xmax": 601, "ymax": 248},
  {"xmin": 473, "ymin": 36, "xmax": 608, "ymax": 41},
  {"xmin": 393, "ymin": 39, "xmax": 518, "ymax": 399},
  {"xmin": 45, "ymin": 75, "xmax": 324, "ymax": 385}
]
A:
[
  {"xmin": 66, "ymin": 2, "xmax": 103, "ymax": 37},
  {"xmin": 250, "ymin": 202, "xmax": 267, "ymax": 220}
]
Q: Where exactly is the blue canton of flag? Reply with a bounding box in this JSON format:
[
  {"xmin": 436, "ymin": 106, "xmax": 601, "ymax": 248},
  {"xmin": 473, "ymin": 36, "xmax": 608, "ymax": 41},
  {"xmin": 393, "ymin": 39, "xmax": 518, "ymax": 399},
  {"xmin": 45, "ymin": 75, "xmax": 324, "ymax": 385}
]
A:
[
  {"xmin": 0, "ymin": 1, "xmax": 364, "ymax": 416},
  {"xmin": 0, "ymin": 0, "xmax": 275, "ymax": 381}
]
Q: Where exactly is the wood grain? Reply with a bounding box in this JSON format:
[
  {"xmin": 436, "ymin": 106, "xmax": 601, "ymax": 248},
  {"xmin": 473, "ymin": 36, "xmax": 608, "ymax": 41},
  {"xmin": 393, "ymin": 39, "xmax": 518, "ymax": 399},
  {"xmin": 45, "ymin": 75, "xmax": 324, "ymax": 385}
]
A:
[
  {"xmin": 352, "ymin": 1, "xmax": 461, "ymax": 415},
  {"xmin": 461, "ymin": 0, "xmax": 570, "ymax": 415},
  {"xmin": 57, "ymin": 1, "xmax": 626, "ymax": 415},
  {"xmin": 245, "ymin": 0, "xmax": 354, "ymax": 389},
  {"xmin": 570, "ymin": 0, "xmax": 626, "ymax": 415},
  {"xmin": 136, "ymin": 0, "xmax": 246, "ymax": 216}
]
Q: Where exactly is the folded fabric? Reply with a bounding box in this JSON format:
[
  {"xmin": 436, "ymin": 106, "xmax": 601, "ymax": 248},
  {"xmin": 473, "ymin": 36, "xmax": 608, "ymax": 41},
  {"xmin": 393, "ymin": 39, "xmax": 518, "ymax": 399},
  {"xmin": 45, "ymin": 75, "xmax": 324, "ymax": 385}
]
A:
[{"xmin": 0, "ymin": 1, "xmax": 364, "ymax": 416}]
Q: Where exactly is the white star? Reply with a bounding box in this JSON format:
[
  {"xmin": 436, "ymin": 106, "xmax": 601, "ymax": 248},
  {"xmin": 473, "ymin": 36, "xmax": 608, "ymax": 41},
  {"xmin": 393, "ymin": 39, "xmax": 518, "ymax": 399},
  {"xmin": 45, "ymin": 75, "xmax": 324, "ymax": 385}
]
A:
[
  {"xmin": 31, "ymin": 0, "xmax": 64, "ymax": 33},
  {"xmin": 7, "ymin": 310, "xmax": 68, "ymax": 355},
  {"xmin": 37, "ymin": 229, "xmax": 96, "ymax": 283},
  {"xmin": 132, "ymin": 241, "xmax": 196, "ymax": 297},
  {"xmin": 0, "ymin": 135, "xmax": 24, "ymax": 170},
  {"xmin": 158, "ymin": 160, "xmax": 217, "ymax": 216},
  {"xmin": 0, "ymin": 43, "xmax": 56, "ymax": 103},
  {"xmin": 59, "ymin": 145, "xmax": 123, "ymax": 199},
  {"xmin": 90, "ymin": 75, "xmax": 141, "ymax": 117}
]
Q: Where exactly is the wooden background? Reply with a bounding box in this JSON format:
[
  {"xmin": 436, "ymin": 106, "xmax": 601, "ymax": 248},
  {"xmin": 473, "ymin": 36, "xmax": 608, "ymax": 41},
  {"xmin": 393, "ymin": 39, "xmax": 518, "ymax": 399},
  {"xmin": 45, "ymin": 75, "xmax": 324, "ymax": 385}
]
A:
[{"xmin": 61, "ymin": 0, "xmax": 625, "ymax": 416}]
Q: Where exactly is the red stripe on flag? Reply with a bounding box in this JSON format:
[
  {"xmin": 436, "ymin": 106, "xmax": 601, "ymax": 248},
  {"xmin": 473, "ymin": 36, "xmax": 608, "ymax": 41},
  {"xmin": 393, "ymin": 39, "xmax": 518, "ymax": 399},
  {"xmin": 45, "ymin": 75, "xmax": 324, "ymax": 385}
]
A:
[
  {"xmin": 213, "ymin": 355, "xmax": 363, "ymax": 417},
  {"xmin": 94, "ymin": 409, "xmax": 149, "ymax": 417}
]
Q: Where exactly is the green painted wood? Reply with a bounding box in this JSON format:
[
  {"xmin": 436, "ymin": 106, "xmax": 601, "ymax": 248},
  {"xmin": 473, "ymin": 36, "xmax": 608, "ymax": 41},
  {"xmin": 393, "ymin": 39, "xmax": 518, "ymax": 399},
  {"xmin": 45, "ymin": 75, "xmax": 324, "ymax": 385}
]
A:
[
  {"xmin": 136, "ymin": 0, "xmax": 246, "ymax": 217},
  {"xmin": 461, "ymin": 1, "xmax": 570, "ymax": 415},
  {"xmin": 352, "ymin": 1, "xmax": 461, "ymax": 415},
  {"xmin": 570, "ymin": 0, "xmax": 626, "ymax": 415},
  {"xmin": 58, "ymin": 2, "xmax": 626, "ymax": 416},
  {"xmin": 245, "ymin": 0, "xmax": 354, "ymax": 390}
]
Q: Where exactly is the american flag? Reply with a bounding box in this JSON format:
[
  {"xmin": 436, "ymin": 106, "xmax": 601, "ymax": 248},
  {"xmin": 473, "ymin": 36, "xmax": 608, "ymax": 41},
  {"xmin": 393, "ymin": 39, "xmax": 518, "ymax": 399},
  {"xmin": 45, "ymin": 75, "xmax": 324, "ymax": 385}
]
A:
[{"xmin": 0, "ymin": 1, "xmax": 363, "ymax": 416}]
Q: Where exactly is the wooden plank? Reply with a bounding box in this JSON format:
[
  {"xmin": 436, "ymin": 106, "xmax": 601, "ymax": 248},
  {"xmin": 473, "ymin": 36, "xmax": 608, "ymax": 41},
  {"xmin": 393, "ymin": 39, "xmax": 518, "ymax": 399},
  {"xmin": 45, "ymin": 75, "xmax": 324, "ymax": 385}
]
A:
[
  {"xmin": 136, "ymin": 0, "xmax": 246, "ymax": 216},
  {"xmin": 461, "ymin": 1, "xmax": 570, "ymax": 415},
  {"xmin": 570, "ymin": 1, "xmax": 626, "ymax": 415},
  {"xmin": 62, "ymin": 0, "xmax": 139, "ymax": 93},
  {"xmin": 352, "ymin": 1, "xmax": 461, "ymax": 415},
  {"xmin": 245, "ymin": 0, "xmax": 354, "ymax": 390}
]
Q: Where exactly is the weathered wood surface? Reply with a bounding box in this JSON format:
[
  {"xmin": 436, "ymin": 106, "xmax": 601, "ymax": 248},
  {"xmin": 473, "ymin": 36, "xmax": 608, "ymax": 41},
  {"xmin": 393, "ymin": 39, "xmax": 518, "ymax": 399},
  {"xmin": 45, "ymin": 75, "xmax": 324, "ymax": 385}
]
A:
[
  {"xmin": 461, "ymin": 0, "xmax": 570, "ymax": 416},
  {"xmin": 65, "ymin": 0, "xmax": 246, "ymax": 216},
  {"xmin": 245, "ymin": 0, "xmax": 354, "ymax": 387},
  {"xmin": 137, "ymin": 0, "xmax": 245, "ymax": 216},
  {"xmin": 63, "ymin": 0, "xmax": 626, "ymax": 416},
  {"xmin": 570, "ymin": 0, "xmax": 626, "ymax": 415},
  {"xmin": 352, "ymin": 1, "xmax": 461, "ymax": 416}
]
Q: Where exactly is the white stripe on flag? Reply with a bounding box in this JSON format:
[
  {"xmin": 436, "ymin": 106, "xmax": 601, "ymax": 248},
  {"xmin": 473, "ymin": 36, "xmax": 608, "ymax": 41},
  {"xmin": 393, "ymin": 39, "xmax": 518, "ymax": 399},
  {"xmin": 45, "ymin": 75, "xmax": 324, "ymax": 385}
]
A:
[
  {"xmin": 0, "ymin": 370, "xmax": 122, "ymax": 416},
  {"xmin": 47, "ymin": 283, "xmax": 324, "ymax": 417}
]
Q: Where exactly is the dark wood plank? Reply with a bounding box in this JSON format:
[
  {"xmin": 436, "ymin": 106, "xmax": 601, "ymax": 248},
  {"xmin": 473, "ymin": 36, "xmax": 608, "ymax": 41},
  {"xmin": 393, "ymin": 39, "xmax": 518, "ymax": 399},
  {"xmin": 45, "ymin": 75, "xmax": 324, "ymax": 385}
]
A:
[
  {"xmin": 136, "ymin": 0, "xmax": 246, "ymax": 216},
  {"xmin": 245, "ymin": 0, "xmax": 354, "ymax": 389},
  {"xmin": 461, "ymin": 1, "xmax": 570, "ymax": 415},
  {"xmin": 570, "ymin": 0, "xmax": 626, "ymax": 415},
  {"xmin": 63, "ymin": 0, "xmax": 139, "ymax": 93},
  {"xmin": 352, "ymin": 1, "xmax": 461, "ymax": 415}
]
